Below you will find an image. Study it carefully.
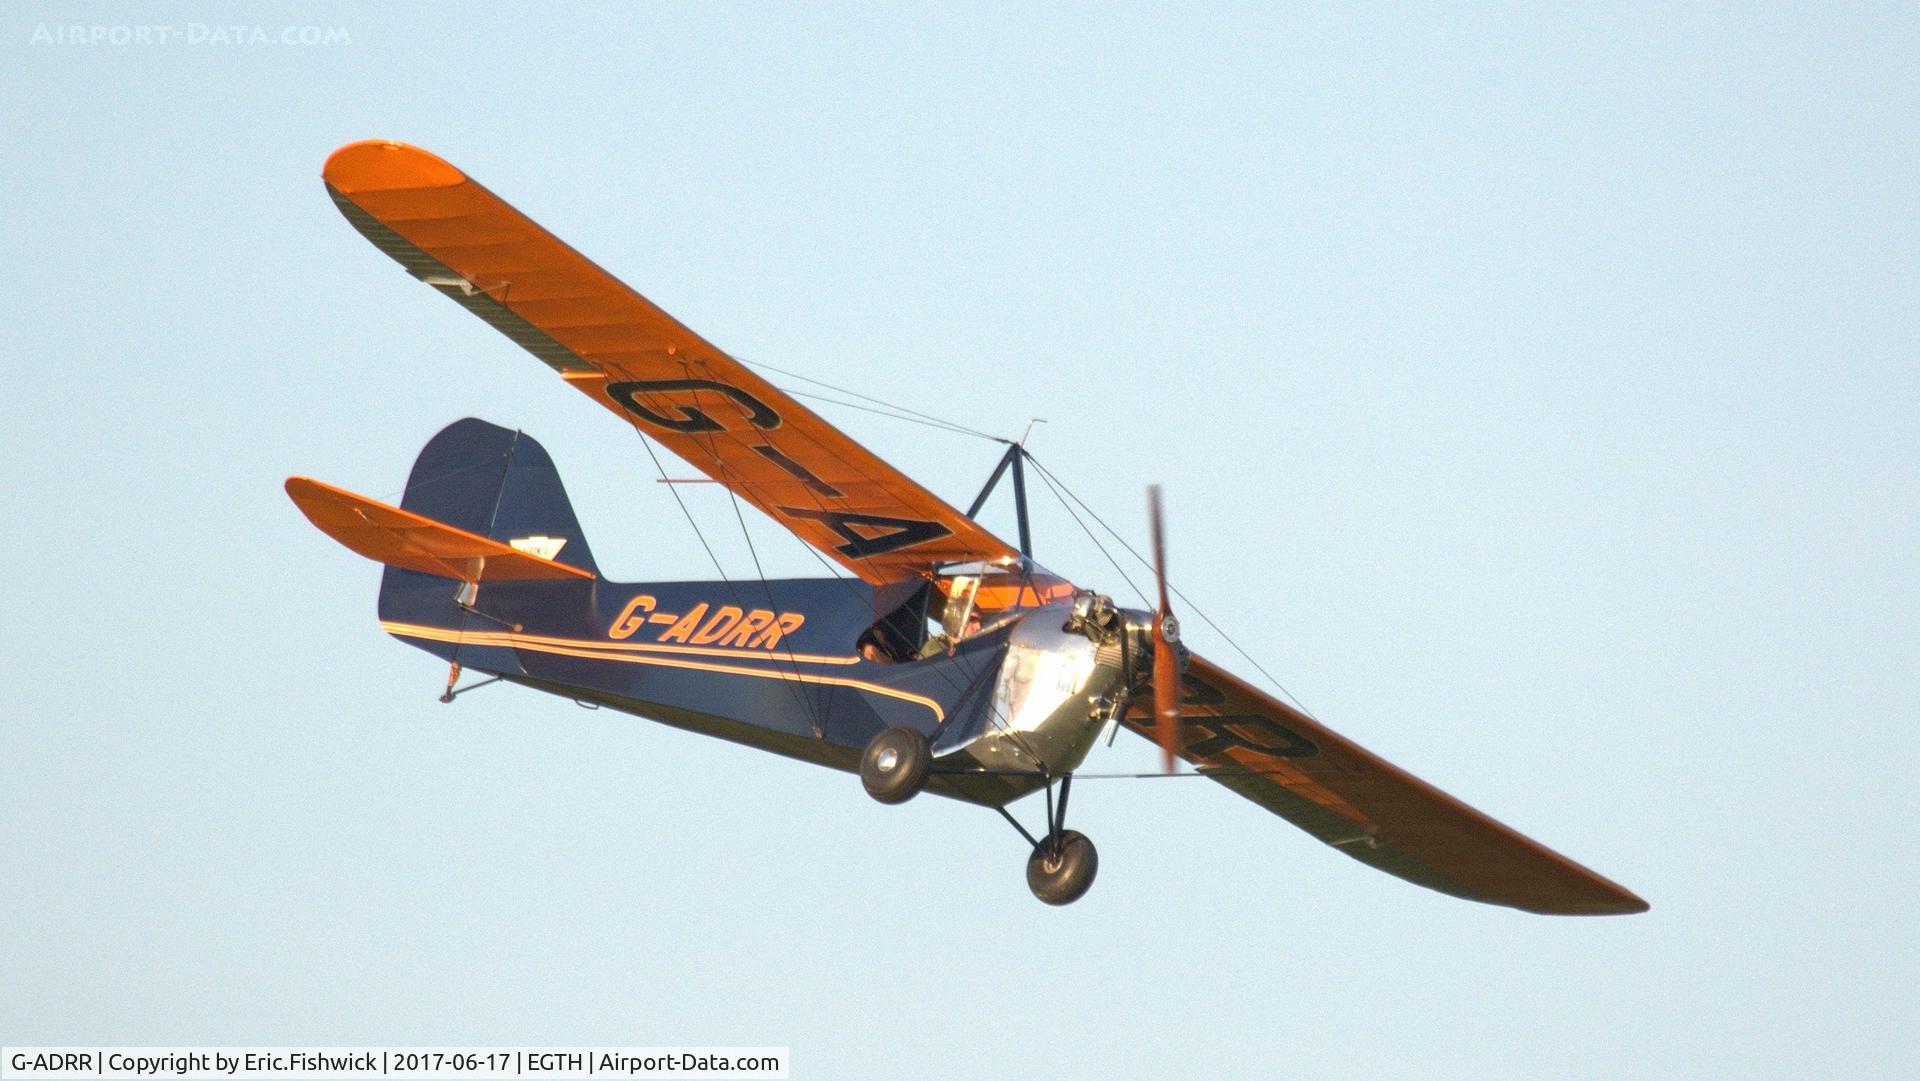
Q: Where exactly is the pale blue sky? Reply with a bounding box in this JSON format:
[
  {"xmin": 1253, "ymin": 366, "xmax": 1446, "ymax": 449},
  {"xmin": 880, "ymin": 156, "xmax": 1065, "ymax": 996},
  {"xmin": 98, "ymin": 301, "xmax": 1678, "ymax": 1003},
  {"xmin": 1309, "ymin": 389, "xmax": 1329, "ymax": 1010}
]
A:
[{"xmin": 3, "ymin": 4, "xmax": 1915, "ymax": 1078}]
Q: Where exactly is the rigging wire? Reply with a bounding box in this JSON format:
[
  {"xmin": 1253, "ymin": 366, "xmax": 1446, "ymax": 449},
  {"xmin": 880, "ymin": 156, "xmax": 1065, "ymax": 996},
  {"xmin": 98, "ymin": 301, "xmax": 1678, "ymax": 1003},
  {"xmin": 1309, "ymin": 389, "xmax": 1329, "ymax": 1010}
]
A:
[
  {"xmin": 1028, "ymin": 461, "xmax": 1150, "ymax": 609},
  {"xmin": 639, "ymin": 357, "xmax": 932, "ymax": 587},
  {"xmin": 717, "ymin": 369, "xmax": 1291, "ymax": 758},
  {"xmin": 775, "ymin": 387, "xmax": 996, "ymax": 441},
  {"xmin": 673, "ymin": 376, "xmax": 846, "ymax": 737},
  {"xmin": 719, "ymin": 474, "xmax": 835, "ymax": 738},
  {"xmin": 676, "ymin": 390, "xmax": 1047, "ymax": 767},
  {"xmin": 739, "ymin": 356, "xmax": 1006, "ymax": 443},
  {"xmin": 751, "ymin": 470, "xmax": 1047, "ymax": 769},
  {"xmin": 634, "ymin": 426, "xmax": 738, "ymax": 591},
  {"xmin": 624, "ymin": 361, "xmax": 1298, "ymax": 771},
  {"xmin": 364, "ymin": 358, "xmax": 1308, "ymax": 778},
  {"xmin": 1023, "ymin": 451, "xmax": 1320, "ymax": 720},
  {"xmin": 398, "ymin": 372, "xmax": 1313, "ymax": 748},
  {"xmin": 633, "ymin": 421, "xmax": 834, "ymax": 735},
  {"xmin": 941, "ymin": 767, "xmax": 1319, "ymax": 781},
  {"xmin": 667, "ymin": 368, "xmax": 1046, "ymax": 767}
]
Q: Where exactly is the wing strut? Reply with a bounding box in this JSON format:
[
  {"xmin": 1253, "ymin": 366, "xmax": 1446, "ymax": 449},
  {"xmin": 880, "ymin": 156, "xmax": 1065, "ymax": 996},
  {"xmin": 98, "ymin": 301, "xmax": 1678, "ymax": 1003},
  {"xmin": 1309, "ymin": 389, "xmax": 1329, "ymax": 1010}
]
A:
[{"xmin": 964, "ymin": 441, "xmax": 1035, "ymax": 560}]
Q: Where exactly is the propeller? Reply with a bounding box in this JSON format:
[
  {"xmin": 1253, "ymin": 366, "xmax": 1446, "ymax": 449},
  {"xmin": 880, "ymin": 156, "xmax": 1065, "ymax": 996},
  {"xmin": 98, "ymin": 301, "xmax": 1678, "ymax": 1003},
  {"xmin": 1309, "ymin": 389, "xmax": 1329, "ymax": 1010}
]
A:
[{"xmin": 1148, "ymin": 485, "xmax": 1182, "ymax": 772}]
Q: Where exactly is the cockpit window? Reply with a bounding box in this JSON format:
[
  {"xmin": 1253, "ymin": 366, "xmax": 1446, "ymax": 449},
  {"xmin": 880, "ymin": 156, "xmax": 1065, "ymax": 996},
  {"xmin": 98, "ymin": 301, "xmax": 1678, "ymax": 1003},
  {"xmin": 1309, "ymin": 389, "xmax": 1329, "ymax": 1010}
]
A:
[
  {"xmin": 940, "ymin": 575, "xmax": 981, "ymax": 638},
  {"xmin": 857, "ymin": 562, "xmax": 1077, "ymax": 665},
  {"xmin": 932, "ymin": 561, "xmax": 1076, "ymax": 617}
]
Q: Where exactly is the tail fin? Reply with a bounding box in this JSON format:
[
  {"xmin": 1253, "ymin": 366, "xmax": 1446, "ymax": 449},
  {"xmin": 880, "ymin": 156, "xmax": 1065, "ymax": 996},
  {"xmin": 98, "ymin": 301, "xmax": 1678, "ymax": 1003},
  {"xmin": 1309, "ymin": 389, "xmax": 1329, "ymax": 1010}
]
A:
[
  {"xmin": 376, "ymin": 418, "xmax": 601, "ymax": 645},
  {"xmin": 289, "ymin": 418, "xmax": 601, "ymax": 662},
  {"xmin": 393, "ymin": 417, "xmax": 599, "ymax": 577}
]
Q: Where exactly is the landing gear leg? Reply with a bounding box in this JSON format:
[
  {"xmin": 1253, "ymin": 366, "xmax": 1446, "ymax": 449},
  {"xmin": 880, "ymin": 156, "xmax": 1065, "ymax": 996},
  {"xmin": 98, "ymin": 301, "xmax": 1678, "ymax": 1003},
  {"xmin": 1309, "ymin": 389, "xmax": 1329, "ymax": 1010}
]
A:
[
  {"xmin": 1000, "ymin": 773, "xmax": 1098, "ymax": 905},
  {"xmin": 437, "ymin": 663, "xmax": 503, "ymax": 704}
]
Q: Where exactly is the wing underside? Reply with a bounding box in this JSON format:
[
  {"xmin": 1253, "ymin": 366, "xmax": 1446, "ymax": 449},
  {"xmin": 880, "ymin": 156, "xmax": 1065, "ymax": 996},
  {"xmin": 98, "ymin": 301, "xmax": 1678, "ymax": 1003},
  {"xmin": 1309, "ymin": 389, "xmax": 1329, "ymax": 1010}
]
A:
[
  {"xmin": 1125, "ymin": 656, "xmax": 1647, "ymax": 915},
  {"xmin": 322, "ymin": 139, "xmax": 1017, "ymax": 584}
]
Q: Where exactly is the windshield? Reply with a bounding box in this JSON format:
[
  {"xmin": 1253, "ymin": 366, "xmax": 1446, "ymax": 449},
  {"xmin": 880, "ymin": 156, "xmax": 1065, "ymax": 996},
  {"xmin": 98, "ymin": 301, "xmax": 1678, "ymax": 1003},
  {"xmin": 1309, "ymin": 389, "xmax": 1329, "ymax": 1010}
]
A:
[{"xmin": 932, "ymin": 560, "xmax": 1075, "ymax": 627}]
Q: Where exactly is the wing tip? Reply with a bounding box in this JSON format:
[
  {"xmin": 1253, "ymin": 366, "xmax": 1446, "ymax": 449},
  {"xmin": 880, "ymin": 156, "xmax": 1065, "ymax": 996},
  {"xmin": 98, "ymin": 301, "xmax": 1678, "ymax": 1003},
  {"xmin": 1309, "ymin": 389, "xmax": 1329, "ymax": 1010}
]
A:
[
  {"xmin": 1602, "ymin": 891, "xmax": 1652, "ymax": 916},
  {"xmin": 324, "ymin": 139, "xmax": 467, "ymax": 193},
  {"xmin": 1524, "ymin": 885, "xmax": 1650, "ymax": 916},
  {"xmin": 284, "ymin": 475, "xmax": 363, "ymax": 537},
  {"xmin": 284, "ymin": 474, "xmax": 325, "ymax": 511}
]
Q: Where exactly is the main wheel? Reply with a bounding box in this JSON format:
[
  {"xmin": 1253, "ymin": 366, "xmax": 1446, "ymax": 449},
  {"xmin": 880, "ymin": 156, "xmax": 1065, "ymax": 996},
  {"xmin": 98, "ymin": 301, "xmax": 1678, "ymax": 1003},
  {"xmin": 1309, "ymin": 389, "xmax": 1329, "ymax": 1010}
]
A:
[
  {"xmin": 1026, "ymin": 829, "xmax": 1098, "ymax": 905},
  {"xmin": 860, "ymin": 726, "xmax": 931, "ymax": 804}
]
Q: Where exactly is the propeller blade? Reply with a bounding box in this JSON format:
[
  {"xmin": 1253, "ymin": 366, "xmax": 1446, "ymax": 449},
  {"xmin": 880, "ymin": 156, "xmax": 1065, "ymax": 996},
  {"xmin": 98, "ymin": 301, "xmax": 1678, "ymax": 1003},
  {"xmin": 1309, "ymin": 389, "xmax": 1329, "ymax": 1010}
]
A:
[
  {"xmin": 1148, "ymin": 485, "xmax": 1180, "ymax": 772},
  {"xmin": 1149, "ymin": 485, "xmax": 1170, "ymax": 614}
]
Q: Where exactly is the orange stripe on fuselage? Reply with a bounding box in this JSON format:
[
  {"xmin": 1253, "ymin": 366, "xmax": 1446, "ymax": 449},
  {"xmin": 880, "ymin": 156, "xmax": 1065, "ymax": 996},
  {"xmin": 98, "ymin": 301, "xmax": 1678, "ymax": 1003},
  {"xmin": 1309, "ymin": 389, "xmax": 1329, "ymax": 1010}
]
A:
[{"xmin": 380, "ymin": 620, "xmax": 943, "ymax": 721}]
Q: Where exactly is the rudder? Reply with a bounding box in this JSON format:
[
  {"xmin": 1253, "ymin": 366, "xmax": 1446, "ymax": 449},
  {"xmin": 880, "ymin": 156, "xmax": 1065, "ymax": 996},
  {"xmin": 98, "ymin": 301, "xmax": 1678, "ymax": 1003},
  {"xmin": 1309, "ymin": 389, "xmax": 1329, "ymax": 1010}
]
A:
[
  {"xmin": 377, "ymin": 419, "xmax": 601, "ymax": 655},
  {"xmin": 397, "ymin": 417, "xmax": 598, "ymax": 577}
]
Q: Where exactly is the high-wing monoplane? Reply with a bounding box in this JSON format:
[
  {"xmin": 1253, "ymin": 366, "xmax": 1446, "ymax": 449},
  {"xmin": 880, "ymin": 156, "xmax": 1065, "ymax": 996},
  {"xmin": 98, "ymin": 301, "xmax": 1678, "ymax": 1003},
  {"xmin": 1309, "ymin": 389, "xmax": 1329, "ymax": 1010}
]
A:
[{"xmin": 291, "ymin": 141, "xmax": 1646, "ymax": 913}]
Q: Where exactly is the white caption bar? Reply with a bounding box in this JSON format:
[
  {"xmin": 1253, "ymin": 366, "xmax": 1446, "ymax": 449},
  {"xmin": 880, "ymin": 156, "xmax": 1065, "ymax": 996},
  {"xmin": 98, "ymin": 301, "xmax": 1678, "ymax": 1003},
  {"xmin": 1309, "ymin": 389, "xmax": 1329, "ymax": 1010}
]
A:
[{"xmin": 2, "ymin": 1049, "xmax": 788, "ymax": 1081}]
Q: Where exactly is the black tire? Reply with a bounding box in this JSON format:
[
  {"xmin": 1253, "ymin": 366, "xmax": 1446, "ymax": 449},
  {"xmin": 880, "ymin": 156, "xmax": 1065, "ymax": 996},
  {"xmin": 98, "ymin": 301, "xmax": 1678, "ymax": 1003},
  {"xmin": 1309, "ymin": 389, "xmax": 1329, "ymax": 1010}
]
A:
[
  {"xmin": 860, "ymin": 726, "xmax": 931, "ymax": 804},
  {"xmin": 1026, "ymin": 829, "xmax": 1098, "ymax": 905}
]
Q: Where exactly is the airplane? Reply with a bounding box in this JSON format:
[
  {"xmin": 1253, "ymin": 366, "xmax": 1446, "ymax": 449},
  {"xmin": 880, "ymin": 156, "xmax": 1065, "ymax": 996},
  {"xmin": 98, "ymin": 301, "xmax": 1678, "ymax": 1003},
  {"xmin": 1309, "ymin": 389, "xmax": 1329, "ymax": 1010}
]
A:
[{"xmin": 289, "ymin": 140, "xmax": 1647, "ymax": 914}]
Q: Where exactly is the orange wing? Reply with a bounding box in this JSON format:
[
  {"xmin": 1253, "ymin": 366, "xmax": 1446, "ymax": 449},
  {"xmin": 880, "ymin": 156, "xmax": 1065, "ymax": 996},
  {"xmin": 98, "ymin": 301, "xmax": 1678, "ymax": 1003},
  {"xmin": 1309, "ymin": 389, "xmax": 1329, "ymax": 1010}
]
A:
[
  {"xmin": 286, "ymin": 477, "xmax": 594, "ymax": 583},
  {"xmin": 1125, "ymin": 655, "xmax": 1647, "ymax": 915},
  {"xmin": 322, "ymin": 140, "xmax": 1016, "ymax": 585}
]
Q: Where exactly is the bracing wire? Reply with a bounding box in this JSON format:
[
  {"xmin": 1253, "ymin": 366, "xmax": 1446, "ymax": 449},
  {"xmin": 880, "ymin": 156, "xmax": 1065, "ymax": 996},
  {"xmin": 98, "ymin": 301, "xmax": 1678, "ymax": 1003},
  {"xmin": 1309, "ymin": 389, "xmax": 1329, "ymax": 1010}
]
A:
[
  {"xmin": 738, "ymin": 356, "xmax": 1005, "ymax": 443},
  {"xmin": 1023, "ymin": 452, "xmax": 1320, "ymax": 720},
  {"xmin": 776, "ymin": 387, "xmax": 997, "ymax": 441},
  {"xmin": 944, "ymin": 766, "xmax": 1319, "ymax": 781},
  {"xmin": 746, "ymin": 372, "xmax": 1307, "ymax": 748},
  {"xmin": 371, "ymin": 348, "xmax": 1308, "ymax": 780},
  {"xmin": 674, "ymin": 377, "xmax": 840, "ymax": 736},
  {"xmin": 621, "ymin": 358, "xmax": 1311, "ymax": 771},
  {"xmin": 634, "ymin": 427, "xmax": 739, "ymax": 591},
  {"xmin": 1028, "ymin": 462, "xmax": 1151, "ymax": 609},
  {"xmin": 666, "ymin": 369, "xmax": 1041, "ymax": 766}
]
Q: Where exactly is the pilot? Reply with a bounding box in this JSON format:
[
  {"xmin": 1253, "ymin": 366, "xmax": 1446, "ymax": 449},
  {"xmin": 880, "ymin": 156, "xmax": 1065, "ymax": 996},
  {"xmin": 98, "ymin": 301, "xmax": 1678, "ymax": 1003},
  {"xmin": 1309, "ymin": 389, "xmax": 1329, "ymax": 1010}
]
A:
[
  {"xmin": 916, "ymin": 609, "xmax": 982, "ymax": 659},
  {"xmin": 858, "ymin": 634, "xmax": 894, "ymax": 664}
]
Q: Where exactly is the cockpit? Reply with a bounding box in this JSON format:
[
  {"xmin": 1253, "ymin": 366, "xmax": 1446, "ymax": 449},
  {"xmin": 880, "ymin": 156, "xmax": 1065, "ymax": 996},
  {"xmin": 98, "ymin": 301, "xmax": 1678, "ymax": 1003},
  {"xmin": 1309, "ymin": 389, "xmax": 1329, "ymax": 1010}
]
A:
[{"xmin": 855, "ymin": 560, "xmax": 1076, "ymax": 664}]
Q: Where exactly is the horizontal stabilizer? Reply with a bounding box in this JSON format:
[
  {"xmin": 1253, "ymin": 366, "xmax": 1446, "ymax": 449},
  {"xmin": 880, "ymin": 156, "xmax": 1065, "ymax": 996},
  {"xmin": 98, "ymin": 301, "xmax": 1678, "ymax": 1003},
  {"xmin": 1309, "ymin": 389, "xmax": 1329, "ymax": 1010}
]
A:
[{"xmin": 286, "ymin": 476, "xmax": 595, "ymax": 582}]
